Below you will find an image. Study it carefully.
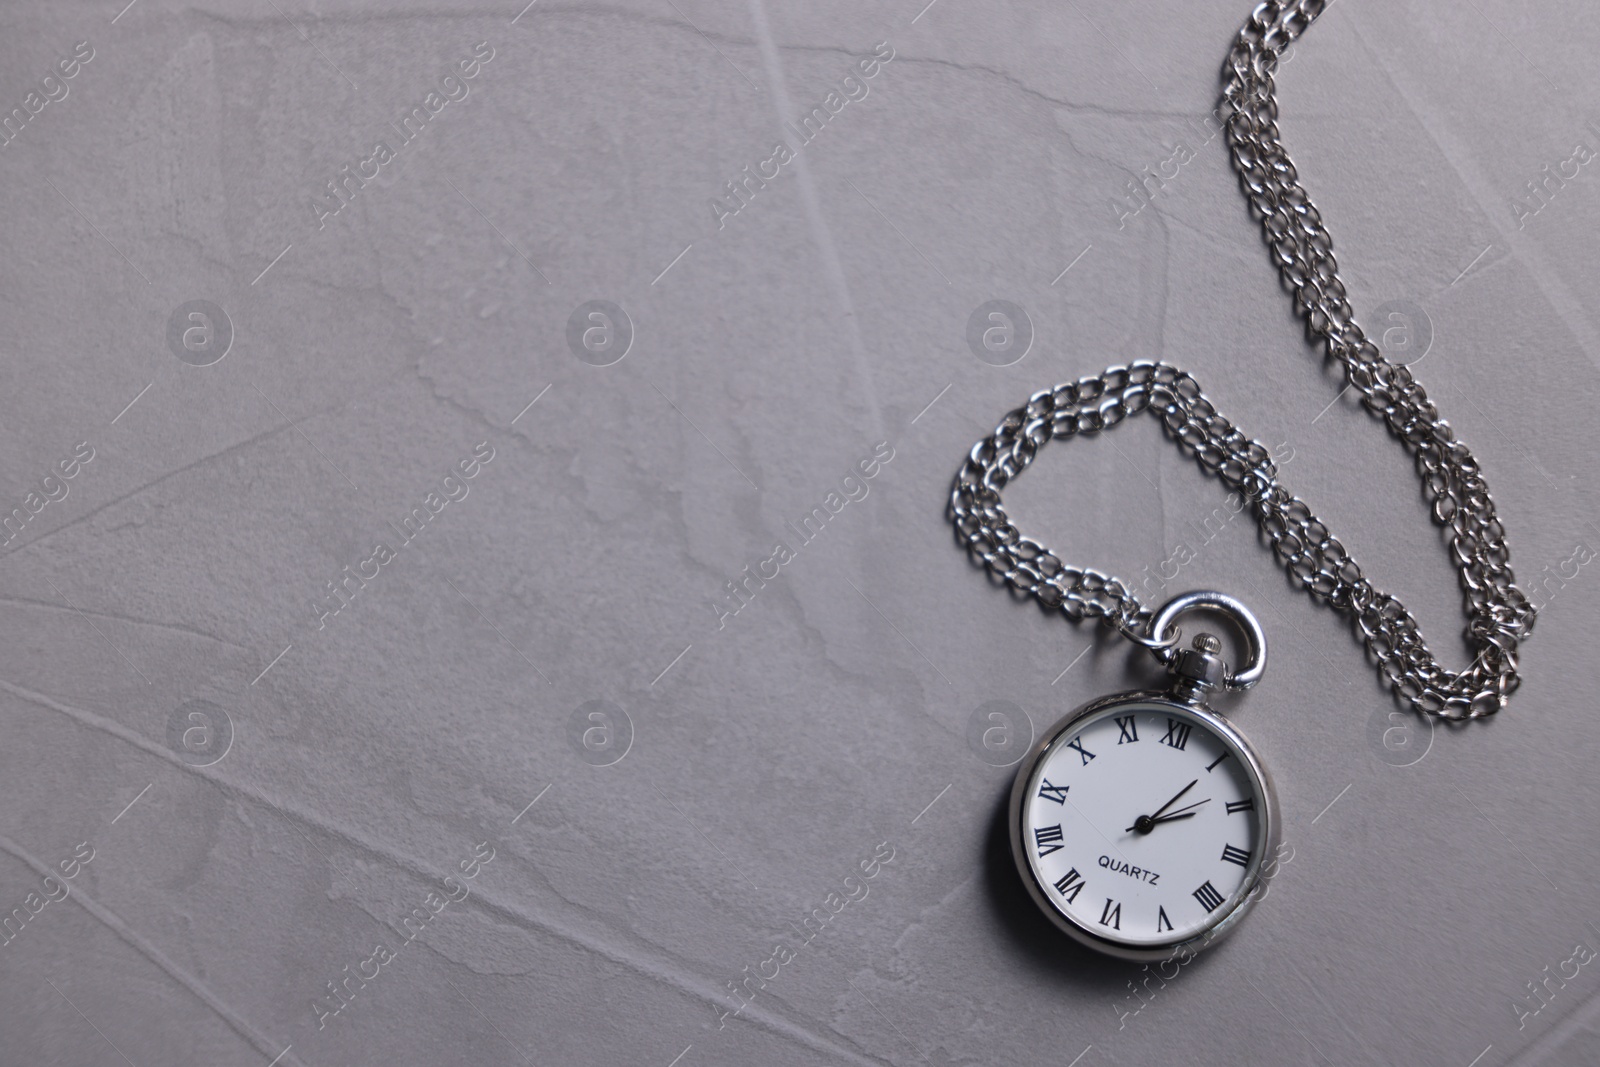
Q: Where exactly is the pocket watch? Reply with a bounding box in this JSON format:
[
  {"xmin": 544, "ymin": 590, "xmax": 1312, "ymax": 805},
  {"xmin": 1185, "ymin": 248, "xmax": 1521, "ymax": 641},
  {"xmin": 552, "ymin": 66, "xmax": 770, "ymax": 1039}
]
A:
[{"xmin": 1009, "ymin": 592, "xmax": 1278, "ymax": 961}]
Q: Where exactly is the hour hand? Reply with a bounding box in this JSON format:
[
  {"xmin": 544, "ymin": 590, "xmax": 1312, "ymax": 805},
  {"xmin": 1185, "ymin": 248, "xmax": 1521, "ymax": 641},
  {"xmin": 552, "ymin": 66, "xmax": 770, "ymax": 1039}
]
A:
[
  {"xmin": 1128, "ymin": 799, "xmax": 1210, "ymax": 832},
  {"xmin": 1127, "ymin": 779, "xmax": 1198, "ymax": 834},
  {"xmin": 1128, "ymin": 794, "xmax": 1209, "ymax": 834}
]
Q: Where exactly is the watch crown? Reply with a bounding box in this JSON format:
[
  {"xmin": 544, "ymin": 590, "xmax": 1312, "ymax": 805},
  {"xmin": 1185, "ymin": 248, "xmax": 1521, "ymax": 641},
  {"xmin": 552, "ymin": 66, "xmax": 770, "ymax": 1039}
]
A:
[{"xmin": 1167, "ymin": 631, "xmax": 1228, "ymax": 699}]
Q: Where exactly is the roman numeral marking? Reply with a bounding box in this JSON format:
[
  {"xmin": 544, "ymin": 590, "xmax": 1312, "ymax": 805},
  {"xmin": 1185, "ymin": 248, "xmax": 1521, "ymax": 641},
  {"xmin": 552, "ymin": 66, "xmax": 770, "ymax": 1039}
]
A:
[
  {"xmin": 1115, "ymin": 716, "xmax": 1138, "ymax": 744},
  {"xmin": 1157, "ymin": 906, "xmax": 1173, "ymax": 932},
  {"xmin": 1034, "ymin": 824, "xmax": 1064, "ymax": 857},
  {"xmin": 1160, "ymin": 718, "xmax": 1191, "ymax": 751},
  {"xmin": 1193, "ymin": 880, "xmax": 1225, "ymax": 913},
  {"xmin": 1065, "ymin": 735, "xmax": 1095, "ymax": 765},
  {"xmin": 1225, "ymin": 798, "xmax": 1254, "ymax": 814},
  {"xmin": 1206, "ymin": 752, "xmax": 1230, "ymax": 772},
  {"xmin": 1221, "ymin": 844, "xmax": 1252, "ymax": 867},
  {"xmin": 1038, "ymin": 779, "xmax": 1069, "ymax": 805},
  {"xmin": 1099, "ymin": 898, "xmax": 1122, "ymax": 929},
  {"xmin": 1053, "ymin": 868, "xmax": 1085, "ymax": 904}
]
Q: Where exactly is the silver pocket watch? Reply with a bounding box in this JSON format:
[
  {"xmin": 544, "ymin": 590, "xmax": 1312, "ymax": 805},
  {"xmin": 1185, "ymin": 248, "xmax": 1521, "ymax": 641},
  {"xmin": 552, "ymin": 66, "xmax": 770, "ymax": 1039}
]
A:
[{"xmin": 1009, "ymin": 592, "xmax": 1279, "ymax": 961}]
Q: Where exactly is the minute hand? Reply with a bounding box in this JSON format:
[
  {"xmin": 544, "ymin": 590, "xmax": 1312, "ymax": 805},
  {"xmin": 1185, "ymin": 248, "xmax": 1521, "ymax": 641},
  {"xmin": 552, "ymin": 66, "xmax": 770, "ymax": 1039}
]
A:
[
  {"xmin": 1127, "ymin": 799, "xmax": 1211, "ymax": 833},
  {"xmin": 1148, "ymin": 779, "xmax": 1197, "ymax": 821}
]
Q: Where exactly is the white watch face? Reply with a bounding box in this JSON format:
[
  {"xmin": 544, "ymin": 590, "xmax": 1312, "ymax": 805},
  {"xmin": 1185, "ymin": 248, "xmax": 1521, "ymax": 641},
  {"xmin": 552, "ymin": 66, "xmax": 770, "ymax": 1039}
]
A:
[{"xmin": 1017, "ymin": 701, "xmax": 1268, "ymax": 948}]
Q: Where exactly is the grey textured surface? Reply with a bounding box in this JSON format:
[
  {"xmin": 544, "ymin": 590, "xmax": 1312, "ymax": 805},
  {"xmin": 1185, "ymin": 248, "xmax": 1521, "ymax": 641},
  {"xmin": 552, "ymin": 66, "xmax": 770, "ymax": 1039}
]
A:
[{"xmin": 2, "ymin": 0, "xmax": 1599, "ymax": 1064}]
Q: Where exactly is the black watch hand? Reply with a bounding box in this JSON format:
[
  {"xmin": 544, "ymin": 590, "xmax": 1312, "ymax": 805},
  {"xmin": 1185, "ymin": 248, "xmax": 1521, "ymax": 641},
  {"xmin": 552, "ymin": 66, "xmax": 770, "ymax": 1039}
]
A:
[
  {"xmin": 1131, "ymin": 799, "xmax": 1211, "ymax": 831},
  {"xmin": 1129, "ymin": 780, "xmax": 1201, "ymax": 834},
  {"xmin": 1149, "ymin": 779, "xmax": 1197, "ymax": 819}
]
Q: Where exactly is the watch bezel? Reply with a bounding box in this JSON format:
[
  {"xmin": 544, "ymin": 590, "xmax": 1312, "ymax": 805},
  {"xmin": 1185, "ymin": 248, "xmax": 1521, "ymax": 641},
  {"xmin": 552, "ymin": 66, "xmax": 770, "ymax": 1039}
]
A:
[{"xmin": 1008, "ymin": 688, "xmax": 1281, "ymax": 962}]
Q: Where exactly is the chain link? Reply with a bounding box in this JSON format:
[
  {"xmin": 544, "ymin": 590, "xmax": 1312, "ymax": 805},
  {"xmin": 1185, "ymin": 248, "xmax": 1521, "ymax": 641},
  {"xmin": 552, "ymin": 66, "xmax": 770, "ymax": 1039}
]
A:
[{"xmin": 949, "ymin": 1, "xmax": 1536, "ymax": 719}]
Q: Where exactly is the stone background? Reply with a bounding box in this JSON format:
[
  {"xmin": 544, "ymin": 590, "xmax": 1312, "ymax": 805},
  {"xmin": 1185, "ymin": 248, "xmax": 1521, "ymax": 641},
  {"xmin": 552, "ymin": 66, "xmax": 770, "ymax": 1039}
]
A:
[{"xmin": 1, "ymin": 0, "xmax": 1598, "ymax": 1064}]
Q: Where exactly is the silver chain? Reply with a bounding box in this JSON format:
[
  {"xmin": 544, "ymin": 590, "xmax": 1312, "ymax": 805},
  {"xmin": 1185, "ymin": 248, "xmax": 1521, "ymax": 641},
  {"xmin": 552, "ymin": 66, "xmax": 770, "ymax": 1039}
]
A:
[{"xmin": 948, "ymin": 0, "xmax": 1536, "ymax": 720}]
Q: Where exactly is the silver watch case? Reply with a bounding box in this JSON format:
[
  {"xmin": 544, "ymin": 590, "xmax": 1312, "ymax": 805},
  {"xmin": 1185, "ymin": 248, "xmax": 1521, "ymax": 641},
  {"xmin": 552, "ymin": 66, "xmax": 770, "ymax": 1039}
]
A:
[{"xmin": 1008, "ymin": 687, "xmax": 1281, "ymax": 962}]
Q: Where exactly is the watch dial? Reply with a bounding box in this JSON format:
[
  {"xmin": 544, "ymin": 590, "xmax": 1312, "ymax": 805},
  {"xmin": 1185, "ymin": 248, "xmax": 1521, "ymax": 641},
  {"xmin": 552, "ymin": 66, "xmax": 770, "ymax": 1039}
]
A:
[{"xmin": 1018, "ymin": 703, "xmax": 1266, "ymax": 947}]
